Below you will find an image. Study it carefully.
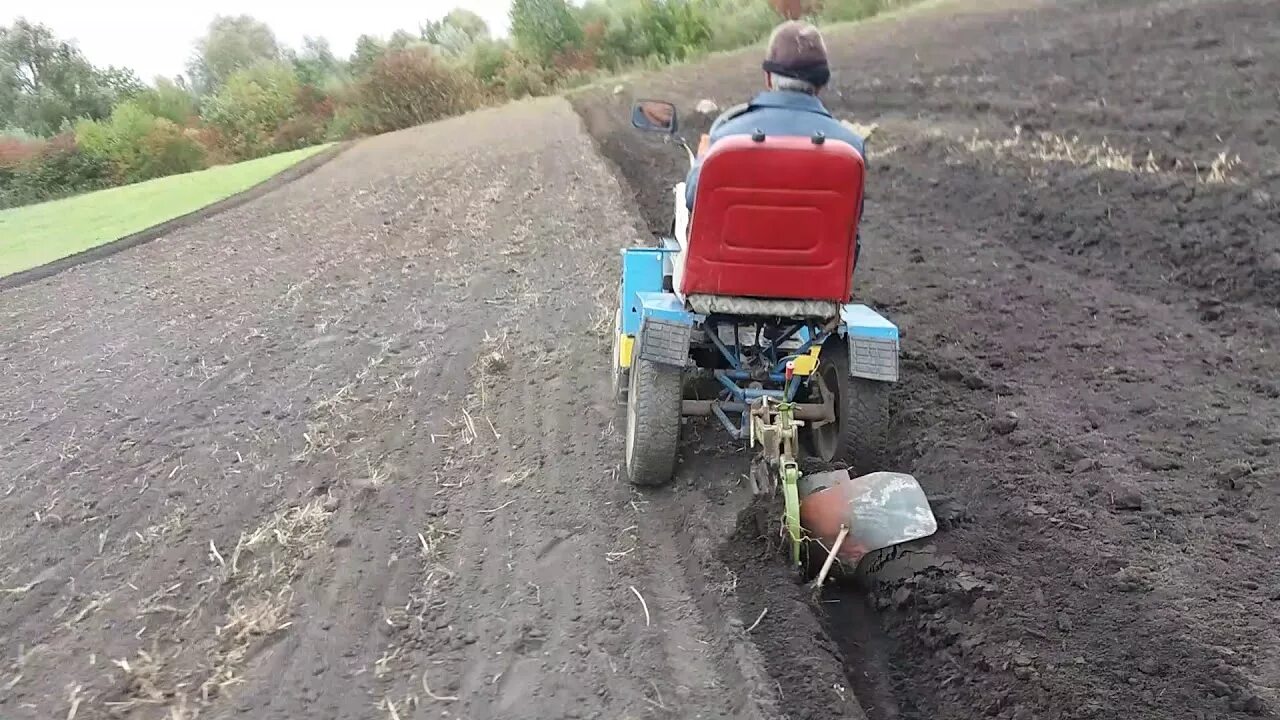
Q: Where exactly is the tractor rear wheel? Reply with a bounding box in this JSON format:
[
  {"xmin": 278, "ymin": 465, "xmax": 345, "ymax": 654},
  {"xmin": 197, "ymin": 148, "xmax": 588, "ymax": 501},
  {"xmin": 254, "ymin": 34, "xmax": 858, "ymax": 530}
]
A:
[
  {"xmin": 804, "ymin": 338, "xmax": 887, "ymax": 476},
  {"xmin": 624, "ymin": 355, "xmax": 682, "ymax": 487}
]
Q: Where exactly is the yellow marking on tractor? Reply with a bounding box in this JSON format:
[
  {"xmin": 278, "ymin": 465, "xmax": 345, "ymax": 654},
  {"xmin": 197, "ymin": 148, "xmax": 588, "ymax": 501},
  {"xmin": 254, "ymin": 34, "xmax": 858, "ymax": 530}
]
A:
[
  {"xmin": 791, "ymin": 346, "xmax": 821, "ymax": 376},
  {"xmin": 619, "ymin": 335, "xmax": 635, "ymax": 368}
]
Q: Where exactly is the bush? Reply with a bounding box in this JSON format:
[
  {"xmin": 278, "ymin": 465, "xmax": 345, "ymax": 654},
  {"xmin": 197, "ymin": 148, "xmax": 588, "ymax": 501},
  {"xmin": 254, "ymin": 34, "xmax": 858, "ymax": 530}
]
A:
[
  {"xmin": 468, "ymin": 39, "xmax": 511, "ymax": 87},
  {"xmin": 325, "ymin": 106, "xmax": 365, "ymax": 141},
  {"xmin": 0, "ymin": 135, "xmax": 43, "ymax": 169},
  {"xmin": 499, "ymin": 54, "xmax": 553, "ymax": 99},
  {"xmin": 297, "ymin": 85, "xmax": 335, "ymax": 118},
  {"xmin": 134, "ymin": 79, "xmax": 200, "ymax": 125},
  {"xmin": 696, "ymin": 0, "xmax": 779, "ymax": 52},
  {"xmin": 352, "ymin": 48, "xmax": 482, "ymax": 133},
  {"xmin": 73, "ymin": 101, "xmax": 163, "ymax": 183},
  {"xmin": 818, "ymin": 0, "xmax": 910, "ymax": 22},
  {"xmin": 136, "ymin": 119, "xmax": 207, "ymax": 179},
  {"xmin": 511, "ymin": 0, "xmax": 584, "ymax": 65},
  {"xmin": 201, "ymin": 61, "xmax": 301, "ymax": 159},
  {"xmin": 0, "ymin": 134, "xmax": 111, "ymax": 209},
  {"xmin": 272, "ymin": 114, "xmax": 328, "ymax": 150}
]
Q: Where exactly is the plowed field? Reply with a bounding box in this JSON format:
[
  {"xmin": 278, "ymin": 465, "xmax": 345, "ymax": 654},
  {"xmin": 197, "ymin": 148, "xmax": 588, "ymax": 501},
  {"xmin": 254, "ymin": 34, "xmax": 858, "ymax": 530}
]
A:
[{"xmin": 2, "ymin": 1, "xmax": 1276, "ymax": 719}]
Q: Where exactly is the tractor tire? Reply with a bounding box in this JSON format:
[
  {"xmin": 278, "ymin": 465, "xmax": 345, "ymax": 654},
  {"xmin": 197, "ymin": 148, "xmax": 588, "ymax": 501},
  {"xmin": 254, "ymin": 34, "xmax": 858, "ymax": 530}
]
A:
[
  {"xmin": 624, "ymin": 355, "xmax": 683, "ymax": 487},
  {"xmin": 804, "ymin": 337, "xmax": 888, "ymax": 476}
]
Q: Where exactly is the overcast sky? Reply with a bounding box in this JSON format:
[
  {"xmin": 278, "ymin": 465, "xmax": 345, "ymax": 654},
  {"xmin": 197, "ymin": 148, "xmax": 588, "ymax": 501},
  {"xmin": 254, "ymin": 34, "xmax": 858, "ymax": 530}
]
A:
[{"xmin": 10, "ymin": 0, "xmax": 516, "ymax": 81}]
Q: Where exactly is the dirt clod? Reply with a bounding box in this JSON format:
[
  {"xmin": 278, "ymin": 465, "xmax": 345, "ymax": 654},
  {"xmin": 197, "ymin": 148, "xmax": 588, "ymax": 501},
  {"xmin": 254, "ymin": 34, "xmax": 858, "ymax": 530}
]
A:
[
  {"xmin": 989, "ymin": 412, "xmax": 1019, "ymax": 435},
  {"xmin": 1109, "ymin": 479, "xmax": 1146, "ymax": 511},
  {"xmin": 1138, "ymin": 453, "xmax": 1182, "ymax": 472}
]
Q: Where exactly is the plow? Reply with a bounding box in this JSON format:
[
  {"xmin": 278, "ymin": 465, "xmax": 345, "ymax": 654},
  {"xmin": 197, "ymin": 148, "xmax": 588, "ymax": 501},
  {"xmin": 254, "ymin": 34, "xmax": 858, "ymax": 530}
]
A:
[{"xmin": 614, "ymin": 100, "xmax": 937, "ymax": 580}]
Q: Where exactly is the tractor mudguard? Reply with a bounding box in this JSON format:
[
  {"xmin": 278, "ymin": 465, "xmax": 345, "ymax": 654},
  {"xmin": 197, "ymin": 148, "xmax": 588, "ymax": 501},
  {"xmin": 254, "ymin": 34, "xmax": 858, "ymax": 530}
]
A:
[
  {"xmin": 840, "ymin": 304, "xmax": 900, "ymax": 383},
  {"xmin": 637, "ymin": 317, "xmax": 692, "ymax": 368}
]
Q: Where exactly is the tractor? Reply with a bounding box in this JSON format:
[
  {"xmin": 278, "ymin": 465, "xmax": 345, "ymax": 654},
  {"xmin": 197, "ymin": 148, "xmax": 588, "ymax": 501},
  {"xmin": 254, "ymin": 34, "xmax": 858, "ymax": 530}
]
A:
[{"xmin": 612, "ymin": 99, "xmax": 937, "ymax": 575}]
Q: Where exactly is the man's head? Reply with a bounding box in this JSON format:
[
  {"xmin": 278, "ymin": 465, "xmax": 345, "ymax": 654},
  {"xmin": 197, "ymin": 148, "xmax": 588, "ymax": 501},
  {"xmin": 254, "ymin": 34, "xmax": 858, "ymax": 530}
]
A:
[{"xmin": 762, "ymin": 20, "xmax": 830, "ymax": 95}]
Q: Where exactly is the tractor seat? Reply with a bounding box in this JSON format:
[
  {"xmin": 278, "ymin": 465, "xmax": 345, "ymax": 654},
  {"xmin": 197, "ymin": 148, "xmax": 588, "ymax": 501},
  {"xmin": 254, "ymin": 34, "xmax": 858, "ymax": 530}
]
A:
[{"xmin": 676, "ymin": 133, "xmax": 865, "ymax": 311}]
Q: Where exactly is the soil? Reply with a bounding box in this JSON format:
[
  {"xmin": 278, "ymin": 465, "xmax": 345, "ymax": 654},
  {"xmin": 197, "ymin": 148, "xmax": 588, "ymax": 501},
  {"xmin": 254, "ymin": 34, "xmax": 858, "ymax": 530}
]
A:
[
  {"xmin": 0, "ymin": 99, "xmax": 779, "ymax": 720},
  {"xmin": 1, "ymin": 1, "xmax": 1277, "ymax": 719}
]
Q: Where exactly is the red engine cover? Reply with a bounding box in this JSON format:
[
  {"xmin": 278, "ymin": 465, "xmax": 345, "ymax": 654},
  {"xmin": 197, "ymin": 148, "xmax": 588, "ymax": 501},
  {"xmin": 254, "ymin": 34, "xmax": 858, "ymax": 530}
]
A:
[{"xmin": 681, "ymin": 134, "xmax": 865, "ymax": 303}]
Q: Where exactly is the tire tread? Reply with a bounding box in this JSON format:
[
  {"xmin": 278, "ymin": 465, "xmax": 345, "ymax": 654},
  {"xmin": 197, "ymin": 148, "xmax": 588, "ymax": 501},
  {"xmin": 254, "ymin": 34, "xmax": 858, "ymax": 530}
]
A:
[{"xmin": 625, "ymin": 356, "xmax": 682, "ymax": 487}]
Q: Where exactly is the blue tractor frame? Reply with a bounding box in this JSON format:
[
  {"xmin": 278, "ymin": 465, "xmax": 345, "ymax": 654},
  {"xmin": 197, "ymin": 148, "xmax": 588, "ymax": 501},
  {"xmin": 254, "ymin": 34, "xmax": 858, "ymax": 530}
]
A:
[
  {"xmin": 611, "ymin": 245, "xmax": 907, "ymax": 564},
  {"xmin": 613, "ymin": 243, "xmax": 900, "ymax": 462}
]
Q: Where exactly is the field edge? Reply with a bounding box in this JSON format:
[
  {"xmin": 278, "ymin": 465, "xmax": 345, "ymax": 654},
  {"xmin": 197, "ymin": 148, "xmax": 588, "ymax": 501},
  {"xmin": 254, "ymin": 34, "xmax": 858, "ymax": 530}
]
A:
[{"xmin": 0, "ymin": 141, "xmax": 350, "ymax": 292}]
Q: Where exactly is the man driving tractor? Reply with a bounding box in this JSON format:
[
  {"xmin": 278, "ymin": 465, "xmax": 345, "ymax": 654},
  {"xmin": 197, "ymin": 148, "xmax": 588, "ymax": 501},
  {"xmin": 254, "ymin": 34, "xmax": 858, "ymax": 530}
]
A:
[{"xmin": 684, "ymin": 20, "xmax": 865, "ymax": 210}]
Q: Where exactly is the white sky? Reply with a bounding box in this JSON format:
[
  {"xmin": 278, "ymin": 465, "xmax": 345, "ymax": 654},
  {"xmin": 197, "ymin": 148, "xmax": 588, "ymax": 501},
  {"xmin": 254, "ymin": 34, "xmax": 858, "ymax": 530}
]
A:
[{"xmin": 9, "ymin": 0, "xmax": 515, "ymax": 82}]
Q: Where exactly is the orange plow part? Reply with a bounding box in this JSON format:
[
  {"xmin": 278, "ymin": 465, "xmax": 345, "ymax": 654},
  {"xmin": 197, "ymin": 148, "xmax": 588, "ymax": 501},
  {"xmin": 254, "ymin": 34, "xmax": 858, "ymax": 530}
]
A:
[{"xmin": 798, "ymin": 470, "xmax": 938, "ymax": 567}]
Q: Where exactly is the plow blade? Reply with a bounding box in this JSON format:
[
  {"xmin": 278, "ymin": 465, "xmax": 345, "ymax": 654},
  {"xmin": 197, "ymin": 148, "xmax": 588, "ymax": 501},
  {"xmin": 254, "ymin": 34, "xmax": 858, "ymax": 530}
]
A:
[{"xmin": 798, "ymin": 470, "xmax": 938, "ymax": 566}]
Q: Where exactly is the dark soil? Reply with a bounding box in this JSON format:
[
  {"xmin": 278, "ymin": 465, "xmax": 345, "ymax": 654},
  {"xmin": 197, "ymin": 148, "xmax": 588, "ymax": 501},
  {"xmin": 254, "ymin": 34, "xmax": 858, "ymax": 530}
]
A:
[{"xmin": 571, "ymin": 1, "xmax": 1280, "ymax": 719}]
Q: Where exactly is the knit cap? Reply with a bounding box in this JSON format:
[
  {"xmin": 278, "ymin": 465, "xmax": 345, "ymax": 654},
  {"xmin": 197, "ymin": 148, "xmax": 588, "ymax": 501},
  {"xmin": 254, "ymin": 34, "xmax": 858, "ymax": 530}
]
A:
[{"xmin": 762, "ymin": 21, "xmax": 831, "ymax": 88}]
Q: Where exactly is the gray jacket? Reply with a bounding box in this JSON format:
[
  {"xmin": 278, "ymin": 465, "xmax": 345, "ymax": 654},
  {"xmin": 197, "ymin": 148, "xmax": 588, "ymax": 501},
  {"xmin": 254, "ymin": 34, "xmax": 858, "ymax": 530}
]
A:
[{"xmin": 684, "ymin": 91, "xmax": 866, "ymax": 209}]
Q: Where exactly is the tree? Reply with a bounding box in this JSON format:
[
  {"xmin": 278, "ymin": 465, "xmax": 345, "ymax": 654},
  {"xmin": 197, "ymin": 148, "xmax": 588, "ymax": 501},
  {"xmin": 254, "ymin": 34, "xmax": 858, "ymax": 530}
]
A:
[
  {"xmin": 187, "ymin": 15, "xmax": 280, "ymax": 93},
  {"xmin": 423, "ymin": 9, "xmax": 492, "ymax": 57},
  {"xmin": 349, "ymin": 34, "xmax": 386, "ymax": 76},
  {"xmin": 389, "ymin": 30, "xmax": 419, "ymax": 52},
  {"xmin": 0, "ymin": 18, "xmax": 140, "ymax": 136},
  {"xmin": 636, "ymin": 0, "xmax": 712, "ymax": 63},
  {"xmin": 291, "ymin": 36, "xmax": 342, "ymax": 86},
  {"xmin": 443, "ymin": 9, "xmax": 490, "ymax": 40},
  {"xmin": 510, "ymin": 0, "xmax": 583, "ymax": 65},
  {"xmin": 134, "ymin": 76, "xmax": 198, "ymax": 124}
]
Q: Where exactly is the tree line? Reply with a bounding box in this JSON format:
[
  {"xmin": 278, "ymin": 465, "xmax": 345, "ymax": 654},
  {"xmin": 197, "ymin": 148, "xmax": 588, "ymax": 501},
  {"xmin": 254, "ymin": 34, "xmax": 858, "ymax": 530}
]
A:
[{"xmin": 1, "ymin": 0, "xmax": 909, "ymax": 209}]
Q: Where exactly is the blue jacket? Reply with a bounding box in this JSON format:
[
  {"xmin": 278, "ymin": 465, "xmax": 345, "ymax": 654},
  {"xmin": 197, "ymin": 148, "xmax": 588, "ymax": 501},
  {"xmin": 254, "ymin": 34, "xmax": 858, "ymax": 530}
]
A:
[{"xmin": 684, "ymin": 91, "xmax": 865, "ymax": 210}]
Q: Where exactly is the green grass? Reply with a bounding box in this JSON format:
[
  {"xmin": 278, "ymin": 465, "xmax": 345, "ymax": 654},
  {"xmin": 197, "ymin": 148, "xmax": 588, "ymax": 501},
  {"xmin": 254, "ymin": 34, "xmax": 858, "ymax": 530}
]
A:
[{"xmin": 0, "ymin": 143, "xmax": 333, "ymax": 278}]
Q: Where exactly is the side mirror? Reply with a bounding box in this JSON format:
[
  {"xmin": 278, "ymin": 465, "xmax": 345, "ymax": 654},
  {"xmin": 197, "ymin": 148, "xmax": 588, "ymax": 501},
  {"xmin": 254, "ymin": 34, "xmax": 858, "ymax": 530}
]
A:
[{"xmin": 631, "ymin": 100, "xmax": 678, "ymax": 134}]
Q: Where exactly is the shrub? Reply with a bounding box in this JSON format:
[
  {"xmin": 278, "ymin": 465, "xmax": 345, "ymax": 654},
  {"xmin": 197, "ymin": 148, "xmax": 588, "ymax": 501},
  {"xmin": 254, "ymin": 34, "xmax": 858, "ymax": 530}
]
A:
[
  {"xmin": 325, "ymin": 106, "xmax": 366, "ymax": 141},
  {"xmin": 499, "ymin": 54, "xmax": 553, "ymax": 99},
  {"xmin": 185, "ymin": 125, "xmax": 234, "ymax": 166},
  {"xmin": 294, "ymin": 84, "xmax": 335, "ymax": 121},
  {"xmin": 136, "ymin": 119, "xmax": 207, "ymax": 179},
  {"xmin": 272, "ymin": 114, "xmax": 328, "ymax": 150},
  {"xmin": 0, "ymin": 134, "xmax": 111, "ymax": 209},
  {"xmin": 817, "ymin": 0, "xmax": 914, "ymax": 21},
  {"xmin": 201, "ymin": 61, "xmax": 301, "ymax": 159},
  {"xmin": 134, "ymin": 79, "xmax": 200, "ymax": 125},
  {"xmin": 511, "ymin": 0, "xmax": 584, "ymax": 65},
  {"xmin": 703, "ymin": 0, "xmax": 778, "ymax": 51},
  {"xmin": 352, "ymin": 48, "xmax": 482, "ymax": 134},
  {"xmin": 636, "ymin": 0, "xmax": 713, "ymax": 63},
  {"xmin": 73, "ymin": 101, "xmax": 163, "ymax": 183},
  {"xmin": 0, "ymin": 135, "xmax": 43, "ymax": 169},
  {"xmin": 467, "ymin": 39, "xmax": 511, "ymax": 87}
]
